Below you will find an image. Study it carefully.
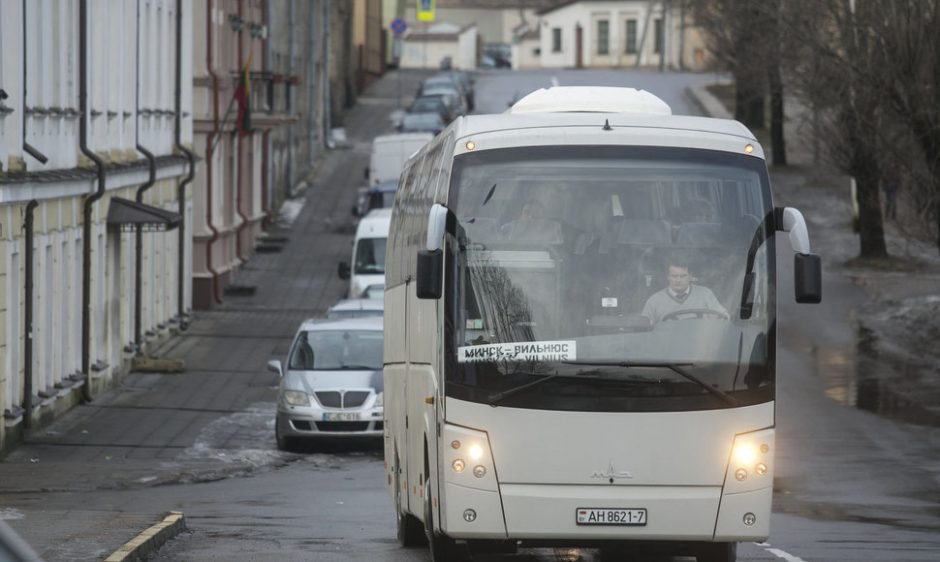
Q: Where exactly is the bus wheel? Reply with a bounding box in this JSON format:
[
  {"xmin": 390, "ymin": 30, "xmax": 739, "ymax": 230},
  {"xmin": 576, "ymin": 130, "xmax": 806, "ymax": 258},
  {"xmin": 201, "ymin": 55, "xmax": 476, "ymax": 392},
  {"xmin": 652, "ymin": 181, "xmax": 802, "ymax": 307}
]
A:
[
  {"xmin": 424, "ymin": 480, "xmax": 469, "ymax": 562},
  {"xmin": 697, "ymin": 542, "xmax": 737, "ymax": 562},
  {"xmin": 396, "ymin": 456, "xmax": 425, "ymax": 547}
]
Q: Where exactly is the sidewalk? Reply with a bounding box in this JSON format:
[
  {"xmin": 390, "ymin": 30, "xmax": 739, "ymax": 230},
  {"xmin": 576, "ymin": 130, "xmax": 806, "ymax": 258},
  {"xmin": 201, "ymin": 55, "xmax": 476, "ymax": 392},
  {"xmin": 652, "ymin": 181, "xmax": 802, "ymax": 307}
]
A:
[
  {"xmin": 0, "ymin": 69, "xmax": 431, "ymax": 561},
  {"xmin": 691, "ymin": 84, "xmax": 940, "ymax": 426}
]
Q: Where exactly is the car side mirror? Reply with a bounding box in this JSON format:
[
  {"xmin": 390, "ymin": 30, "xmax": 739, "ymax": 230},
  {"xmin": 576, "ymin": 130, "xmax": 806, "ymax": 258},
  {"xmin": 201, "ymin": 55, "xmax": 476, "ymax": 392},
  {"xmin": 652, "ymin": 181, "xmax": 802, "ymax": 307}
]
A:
[
  {"xmin": 794, "ymin": 253, "xmax": 822, "ymax": 303},
  {"xmin": 267, "ymin": 359, "xmax": 283, "ymax": 377},
  {"xmin": 338, "ymin": 261, "xmax": 351, "ymax": 280}
]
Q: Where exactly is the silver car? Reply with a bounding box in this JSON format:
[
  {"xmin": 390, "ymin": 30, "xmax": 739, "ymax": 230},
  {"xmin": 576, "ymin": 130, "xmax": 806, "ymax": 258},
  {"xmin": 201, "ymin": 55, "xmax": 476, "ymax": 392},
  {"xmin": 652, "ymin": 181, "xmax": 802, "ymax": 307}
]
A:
[
  {"xmin": 326, "ymin": 298, "xmax": 384, "ymax": 319},
  {"xmin": 268, "ymin": 316, "xmax": 384, "ymax": 450}
]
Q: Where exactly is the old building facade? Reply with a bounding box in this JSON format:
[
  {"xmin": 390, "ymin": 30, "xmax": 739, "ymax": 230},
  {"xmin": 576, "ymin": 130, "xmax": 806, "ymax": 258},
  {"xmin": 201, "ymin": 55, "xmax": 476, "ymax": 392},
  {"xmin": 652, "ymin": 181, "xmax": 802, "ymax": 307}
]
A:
[{"xmin": 0, "ymin": 0, "xmax": 195, "ymax": 454}]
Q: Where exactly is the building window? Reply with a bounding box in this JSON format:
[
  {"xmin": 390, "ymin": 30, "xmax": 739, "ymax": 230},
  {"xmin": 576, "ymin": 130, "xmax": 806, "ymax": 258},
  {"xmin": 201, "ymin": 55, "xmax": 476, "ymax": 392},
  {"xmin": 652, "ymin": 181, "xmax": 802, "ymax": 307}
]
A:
[
  {"xmin": 597, "ymin": 20, "xmax": 609, "ymax": 55},
  {"xmin": 552, "ymin": 28, "xmax": 562, "ymax": 52},
  {"xmin": 654, "ymin": 18, "xmax": 664, "ymax": 54},
  {"xmin": 625, "ymin": 19, "xmax": 638, "ymax": 54}
]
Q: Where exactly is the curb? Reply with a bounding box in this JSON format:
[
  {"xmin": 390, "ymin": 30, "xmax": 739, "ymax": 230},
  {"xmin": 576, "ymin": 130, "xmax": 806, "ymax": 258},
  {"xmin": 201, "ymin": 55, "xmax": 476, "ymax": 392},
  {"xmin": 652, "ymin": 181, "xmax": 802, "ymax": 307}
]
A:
[
  {"xmin": 686, "ymin": 82, "xmax": 733, "ymax": 120},
  {"xmin": 104, "ymin": 511, "xmax": 186, "ymax": 562}
]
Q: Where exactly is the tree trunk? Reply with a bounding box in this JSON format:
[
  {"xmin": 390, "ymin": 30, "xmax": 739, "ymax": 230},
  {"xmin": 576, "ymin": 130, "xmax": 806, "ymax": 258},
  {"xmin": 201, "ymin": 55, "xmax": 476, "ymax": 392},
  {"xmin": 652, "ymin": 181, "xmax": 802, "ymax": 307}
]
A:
[
  {"xmin": 855, "ymin": 173, "xmax": 888, "ymax": 258},
  {"xmin": 768, "ymin": 62, "xmax": 787, "ymax": 166},
  {"xmin": 734, "ymin": 77, "xmax": 765, "ymax": 130}
]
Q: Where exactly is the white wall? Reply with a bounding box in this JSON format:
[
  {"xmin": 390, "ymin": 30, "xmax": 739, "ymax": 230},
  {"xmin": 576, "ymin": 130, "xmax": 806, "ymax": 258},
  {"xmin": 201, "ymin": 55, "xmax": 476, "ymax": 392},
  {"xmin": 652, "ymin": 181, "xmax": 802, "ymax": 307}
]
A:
[
  {"xmin": 536, "ymin": 1, "xmax": 686, "ymax": 70},
  {"xmin": 0, "ymin": 0, "xmax": 194, "ymax": 431}
]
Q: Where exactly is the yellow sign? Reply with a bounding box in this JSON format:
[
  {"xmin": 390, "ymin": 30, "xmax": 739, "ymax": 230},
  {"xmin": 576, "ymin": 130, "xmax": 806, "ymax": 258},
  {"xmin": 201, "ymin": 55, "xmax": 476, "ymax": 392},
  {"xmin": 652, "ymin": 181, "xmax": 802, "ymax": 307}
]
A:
[{"xmin": 417, "ymin": 0, "xmax": 435, "ymax": 22}]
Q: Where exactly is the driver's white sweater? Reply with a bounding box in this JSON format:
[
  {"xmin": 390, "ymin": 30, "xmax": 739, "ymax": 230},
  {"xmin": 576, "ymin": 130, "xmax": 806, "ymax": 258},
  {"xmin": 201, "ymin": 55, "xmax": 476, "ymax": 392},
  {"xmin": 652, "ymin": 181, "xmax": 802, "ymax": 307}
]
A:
[{"xmin": 641, "ymin": 285, "xmax": 728, "ymax": 324}]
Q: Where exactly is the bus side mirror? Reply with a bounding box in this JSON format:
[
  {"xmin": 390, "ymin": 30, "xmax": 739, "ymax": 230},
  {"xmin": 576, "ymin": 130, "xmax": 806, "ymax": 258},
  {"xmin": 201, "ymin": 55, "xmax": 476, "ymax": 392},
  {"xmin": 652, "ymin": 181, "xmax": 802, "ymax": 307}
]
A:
[
  {"xmin": 417, "ymin": 203, "xmax": 449, "ymax": 299},
  {"xmin": 776, "ymin": 206, "xmax": 822, "ymax": 304},
  {"xmin": 794, "ymin": 253, "xmax": 822, "ymax": 303},
  {"xmin": 338, "ymin": 261, "xmax": 351, "ymax": 280},
  {"xmin": 416, "ymin": 249, "xmax": 443, "ymax": 299}
]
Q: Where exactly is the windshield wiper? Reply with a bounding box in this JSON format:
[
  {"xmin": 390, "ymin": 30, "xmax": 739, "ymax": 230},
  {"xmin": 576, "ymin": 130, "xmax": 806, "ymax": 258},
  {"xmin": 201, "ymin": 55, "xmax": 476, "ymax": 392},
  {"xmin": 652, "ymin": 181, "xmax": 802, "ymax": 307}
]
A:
[
  {"xmin": 562, "ymin": 361, "xmax": 737, "ymax": 406},
  {"xmin": 486, "ymin": 372, "xmax": 561, "ymax": 407}
]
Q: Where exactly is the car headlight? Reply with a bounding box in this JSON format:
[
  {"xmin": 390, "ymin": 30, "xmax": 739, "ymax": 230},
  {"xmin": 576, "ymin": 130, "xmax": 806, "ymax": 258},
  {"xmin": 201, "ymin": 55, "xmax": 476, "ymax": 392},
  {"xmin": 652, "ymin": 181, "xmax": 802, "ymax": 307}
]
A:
[
  {"xmin": 374, "ymin": 392, "xmax": 384, "ymax": 407},
  {"xmin": 282, "ymin": 390, "xmax": 310, "ymax": 407}
]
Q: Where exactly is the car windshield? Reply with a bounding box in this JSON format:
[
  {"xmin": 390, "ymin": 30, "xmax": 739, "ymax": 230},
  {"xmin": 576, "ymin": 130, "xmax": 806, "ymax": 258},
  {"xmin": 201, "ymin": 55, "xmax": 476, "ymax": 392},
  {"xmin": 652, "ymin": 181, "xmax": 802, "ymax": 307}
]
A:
[
  {"xmin": 410, "ymin": 96, "xmax": 446, "ymax": 114},
  {"xmin": 355, "ymin": 237, "xmax": 386, "ymax": 274},
  {"xmin": 444, "ymin": 146, "xmax": 776, "ymax": 412},
  {"xmin": 288, "ymin": 329, "xmax": 383, "ymax": 370},
  {"xmin": 402, "ymin": 113, "xmax": 443, "ymax": 131}
]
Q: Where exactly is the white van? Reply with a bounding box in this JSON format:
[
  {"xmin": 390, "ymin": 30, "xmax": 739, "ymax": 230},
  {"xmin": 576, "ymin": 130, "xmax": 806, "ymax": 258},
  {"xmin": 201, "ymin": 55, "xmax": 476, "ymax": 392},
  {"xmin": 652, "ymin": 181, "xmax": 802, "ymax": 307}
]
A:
[
  {"xmin": 366, "ymin": 133, "xmax": 433, "ymax": 186},
  {"xmin": 338, "ymin": 208, "xmax": 391, "ymax": 298}
]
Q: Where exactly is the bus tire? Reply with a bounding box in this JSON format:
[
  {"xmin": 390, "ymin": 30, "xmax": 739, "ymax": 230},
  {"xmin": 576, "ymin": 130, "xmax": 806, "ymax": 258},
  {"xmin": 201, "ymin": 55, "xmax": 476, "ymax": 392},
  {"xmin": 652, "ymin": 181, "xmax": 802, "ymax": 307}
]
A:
[
  {"xmin": 424, "ymin": 480, "xmax": 469, "ymax": 562},
  {"xmin": 697, "ymin": 541, "xmax": 737, "ymax": 562},
  {"xmin": 396, "ymin": 455, "xmax": 425, "ymax": 547}
]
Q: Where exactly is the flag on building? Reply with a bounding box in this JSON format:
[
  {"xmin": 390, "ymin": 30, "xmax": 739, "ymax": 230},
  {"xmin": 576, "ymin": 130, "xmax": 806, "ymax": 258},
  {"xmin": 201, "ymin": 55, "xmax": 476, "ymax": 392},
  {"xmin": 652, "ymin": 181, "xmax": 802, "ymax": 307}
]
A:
[{"xmin": 234, "ymin": 52, "xmax": 253, "ymax": 136}]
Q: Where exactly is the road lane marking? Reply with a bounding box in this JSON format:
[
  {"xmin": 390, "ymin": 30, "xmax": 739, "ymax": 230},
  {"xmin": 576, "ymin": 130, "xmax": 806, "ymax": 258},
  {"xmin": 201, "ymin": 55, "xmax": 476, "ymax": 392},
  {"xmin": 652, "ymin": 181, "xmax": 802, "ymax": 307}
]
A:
[{"xmin": 755, "ymin": 542, "xmax": 808, "ymax": 562}]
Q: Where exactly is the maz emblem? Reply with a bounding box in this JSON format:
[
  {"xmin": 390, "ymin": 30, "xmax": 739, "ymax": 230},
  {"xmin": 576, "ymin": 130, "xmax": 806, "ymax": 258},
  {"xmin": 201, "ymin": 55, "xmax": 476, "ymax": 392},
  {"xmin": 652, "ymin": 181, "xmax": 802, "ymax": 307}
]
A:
[{"xmin": 590, "ymin": 460, "xmax": 633, "ymax": 480}]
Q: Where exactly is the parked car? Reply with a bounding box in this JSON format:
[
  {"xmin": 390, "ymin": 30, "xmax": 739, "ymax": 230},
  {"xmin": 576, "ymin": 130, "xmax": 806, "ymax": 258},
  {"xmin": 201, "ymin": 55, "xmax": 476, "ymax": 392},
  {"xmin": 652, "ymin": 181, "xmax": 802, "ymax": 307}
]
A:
[
  {"xmin": 353, "ymin": 179, "xmax": 398, "ymax": 219},
  {"xmin": 366, "ymin": 133, "xmax": 433, "ymax": 186},
  {"xmin": 408, "ymin": 94, "xmax": 456, "ymax": 124},
  {"xmin": 437, "ymin": 70, "xmax": 475, "ymax": 111},
  {"xmin": 326, "ymin": 298, "xmax": 384, "ymax": 319},
  {"xmin": 360, "ymin": 283, "xmax": 384, "ymax": 300},
  {"xmin": 421, "ymin": 85, "xmax": 467, "ymax": 117},
  {"xmin": 397, "ymin": 111, "xmax": 445, "ymax": 135},
  {"xmin": 338, "ymin": 208, "xmax": 391, "ymax": 299},
  {"xmin": 268, "ymin": 316, "xmax": 384, "ymax": 450}
]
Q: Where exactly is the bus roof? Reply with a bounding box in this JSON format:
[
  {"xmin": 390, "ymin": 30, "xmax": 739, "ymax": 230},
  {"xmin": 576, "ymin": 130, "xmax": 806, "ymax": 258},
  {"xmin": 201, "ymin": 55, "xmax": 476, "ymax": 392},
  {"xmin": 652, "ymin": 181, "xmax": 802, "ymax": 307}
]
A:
[{"xmin": 449, "ymin": 112, "xmax": 756, "ymax": 144}]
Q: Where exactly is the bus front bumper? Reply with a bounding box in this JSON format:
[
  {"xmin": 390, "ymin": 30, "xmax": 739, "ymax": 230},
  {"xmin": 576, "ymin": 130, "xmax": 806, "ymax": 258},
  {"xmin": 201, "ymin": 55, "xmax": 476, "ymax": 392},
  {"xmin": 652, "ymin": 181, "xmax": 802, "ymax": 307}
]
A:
[{"xmin": 443, "ymin": 483, "xmax": 771, "ymax": 542}]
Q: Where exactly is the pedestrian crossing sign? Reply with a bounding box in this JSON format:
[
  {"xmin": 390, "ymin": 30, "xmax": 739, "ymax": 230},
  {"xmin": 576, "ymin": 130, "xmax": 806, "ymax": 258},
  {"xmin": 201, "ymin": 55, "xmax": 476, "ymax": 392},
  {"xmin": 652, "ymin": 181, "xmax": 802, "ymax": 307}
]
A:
[{"xmin": 417, "ymin": 0, "xmax": 435, "ymax": 22}]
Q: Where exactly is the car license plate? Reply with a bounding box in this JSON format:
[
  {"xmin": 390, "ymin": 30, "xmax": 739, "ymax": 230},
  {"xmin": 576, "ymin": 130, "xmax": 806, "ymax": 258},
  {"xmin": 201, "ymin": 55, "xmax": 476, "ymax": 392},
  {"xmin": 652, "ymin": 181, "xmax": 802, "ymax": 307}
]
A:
[
  {"xmin": 322, "ymin": 412, "xmax": 360, "ymax": 421},
  {"xmin": 576, "ymin": 508, "xmax": 647, "ymax": 526}
]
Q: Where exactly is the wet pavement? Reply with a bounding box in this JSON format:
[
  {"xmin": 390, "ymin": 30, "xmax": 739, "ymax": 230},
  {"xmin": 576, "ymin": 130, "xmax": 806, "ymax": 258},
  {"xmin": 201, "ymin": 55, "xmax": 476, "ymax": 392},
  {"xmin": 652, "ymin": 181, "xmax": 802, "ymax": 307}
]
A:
[{"xmin": 1, "ymin": 68, "xmax": 940, "ymax": 561}]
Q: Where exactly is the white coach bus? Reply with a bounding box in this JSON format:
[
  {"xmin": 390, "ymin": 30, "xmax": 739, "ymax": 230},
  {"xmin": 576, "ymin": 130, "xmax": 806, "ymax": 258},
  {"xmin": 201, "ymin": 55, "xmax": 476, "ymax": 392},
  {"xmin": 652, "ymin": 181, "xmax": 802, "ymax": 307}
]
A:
[{"xmin": 383, "ymin": 87, "xmax": 821, "ymax": 562}]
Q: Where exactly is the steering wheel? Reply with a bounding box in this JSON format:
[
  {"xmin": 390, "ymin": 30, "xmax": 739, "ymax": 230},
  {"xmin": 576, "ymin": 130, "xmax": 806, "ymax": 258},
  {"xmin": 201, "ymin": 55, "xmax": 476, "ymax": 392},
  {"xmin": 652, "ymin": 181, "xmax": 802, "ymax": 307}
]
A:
[{"xmin": 660, "ymin": 308, "xmax": 730, "ymax": 322}]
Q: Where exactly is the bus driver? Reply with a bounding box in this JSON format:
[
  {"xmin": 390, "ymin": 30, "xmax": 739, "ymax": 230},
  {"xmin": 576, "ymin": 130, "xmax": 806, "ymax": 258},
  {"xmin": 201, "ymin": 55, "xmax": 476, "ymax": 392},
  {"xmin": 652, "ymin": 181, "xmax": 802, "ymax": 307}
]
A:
[{"xmin": 642, "ymin": 259, "xmax": 728, "ymax": 324}]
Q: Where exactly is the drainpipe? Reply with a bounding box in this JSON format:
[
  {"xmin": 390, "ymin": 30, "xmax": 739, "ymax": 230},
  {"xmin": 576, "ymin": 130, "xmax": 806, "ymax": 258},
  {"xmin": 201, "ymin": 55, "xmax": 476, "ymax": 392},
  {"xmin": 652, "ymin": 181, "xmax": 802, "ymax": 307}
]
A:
[
  {"xmin": 175, "ymin": 0, "xmax": 196, "ymax": 320},
  {"xmin": 22, "ymin": 0, "xmax": 48, "ymax": 166},
  {"xmin": 286, "ymin": 0, "xmax": 295, "ymax": 196},
  {"xmin": 80, "ymin": 0, "xmax": 106, "ymax": 402},
  {"xmin": 135, "ymin": 1, "xmax": 157, "ymax": 351},
  {"xmin": 234, "ymin": 0, "xmax": 249, "ymax": 263},
  {"xmin": 23, "ymin": 199, "xmax": 38, "ymax": 429},
  {"xmin": 323, "ymin": 0, "xmax": 332, "ymax": 147},
  {"xmin": 205, "ymin": 0, "xmax": 222, "ymax": 304},
  {"xmin": 261, "ymin": 0, "xmax": 272, "ymax": 225}
]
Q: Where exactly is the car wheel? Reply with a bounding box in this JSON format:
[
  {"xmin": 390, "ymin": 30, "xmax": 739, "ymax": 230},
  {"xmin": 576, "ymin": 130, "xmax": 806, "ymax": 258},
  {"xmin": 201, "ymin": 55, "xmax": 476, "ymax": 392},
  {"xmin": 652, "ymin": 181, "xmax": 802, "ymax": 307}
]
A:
[
  {"xmin": 424, "ymin": 480, "xmax": 469, "ymax": 561},
  {"xmin": 697, "ymin": 542, "xmax": 737, "ymax": 562},
  {"xmin": 396, "ymin": 455, "xmax": 426, "ymax": 547},
  {"xmin": 275, "ymin": 420, "xmax": 294, "ymax": 452}
]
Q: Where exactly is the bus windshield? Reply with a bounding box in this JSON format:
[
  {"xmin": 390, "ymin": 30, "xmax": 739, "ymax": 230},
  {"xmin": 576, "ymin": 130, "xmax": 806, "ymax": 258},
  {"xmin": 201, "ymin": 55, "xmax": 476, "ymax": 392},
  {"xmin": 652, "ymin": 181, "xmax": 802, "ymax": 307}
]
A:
[{"xmin": 444, "ymin": 146, "xmax": 777, "ymax": 412}]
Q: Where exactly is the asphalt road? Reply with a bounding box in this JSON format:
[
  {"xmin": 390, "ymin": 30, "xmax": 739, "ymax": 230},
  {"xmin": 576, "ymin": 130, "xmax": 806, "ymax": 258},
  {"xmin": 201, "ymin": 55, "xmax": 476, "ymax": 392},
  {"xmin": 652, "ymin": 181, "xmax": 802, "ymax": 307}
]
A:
[{"xmin": 3, "ymin": 69, "xmax": 940, "ymax": 562}]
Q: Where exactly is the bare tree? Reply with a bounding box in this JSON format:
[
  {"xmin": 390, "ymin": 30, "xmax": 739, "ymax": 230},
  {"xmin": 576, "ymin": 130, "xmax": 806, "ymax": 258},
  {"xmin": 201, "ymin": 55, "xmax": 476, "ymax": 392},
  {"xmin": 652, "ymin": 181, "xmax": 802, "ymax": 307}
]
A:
[
  {"xmin": 781, "ymin": 0, "xmax": 888, "ymax": 257},
  {"xmin": 864, "ymin": 0, "xmax": 940, "ymax": 251},
  {"xmin": 689, "ymin": 1, "xmax": 787, "ymax": 166}
]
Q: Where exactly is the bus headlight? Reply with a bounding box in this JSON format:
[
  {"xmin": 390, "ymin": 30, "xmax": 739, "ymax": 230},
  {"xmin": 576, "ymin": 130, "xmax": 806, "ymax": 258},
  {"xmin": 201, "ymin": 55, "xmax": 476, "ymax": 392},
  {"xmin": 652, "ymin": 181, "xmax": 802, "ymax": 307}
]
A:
[
  {"xmin": 725, "ymin": 429, "xmax": 774, "ymax": 494},
  {"xmin": 443, "ymin": 424, "xmax": 498, "ymax": 492},
  {"xmin": 282, "ymin": 390, "xmax": 310, "ymax": 407}
]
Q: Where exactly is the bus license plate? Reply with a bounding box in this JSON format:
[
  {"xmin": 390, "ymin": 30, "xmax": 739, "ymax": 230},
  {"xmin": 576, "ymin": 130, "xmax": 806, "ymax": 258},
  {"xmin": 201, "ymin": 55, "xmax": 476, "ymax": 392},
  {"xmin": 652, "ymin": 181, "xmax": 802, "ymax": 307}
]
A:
[
  {"xmin": 576, "ymin": 508, "xmax": 647, "ymax": 526},
  {"xmin": 323, "ymin": 412, "xmax": 360, "ymax": 421}
]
